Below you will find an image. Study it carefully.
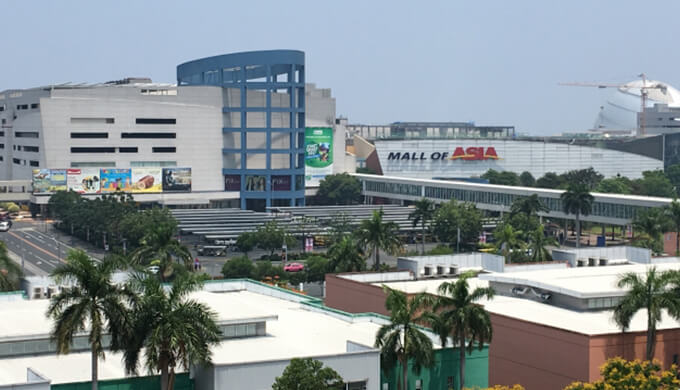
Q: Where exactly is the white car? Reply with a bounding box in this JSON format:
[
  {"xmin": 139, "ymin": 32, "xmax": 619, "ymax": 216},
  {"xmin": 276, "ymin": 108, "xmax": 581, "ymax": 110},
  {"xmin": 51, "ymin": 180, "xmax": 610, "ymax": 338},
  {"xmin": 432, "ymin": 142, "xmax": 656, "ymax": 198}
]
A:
[{"xmin": 0, "ymin": 221, "xmax": 11, "ymax": 232}]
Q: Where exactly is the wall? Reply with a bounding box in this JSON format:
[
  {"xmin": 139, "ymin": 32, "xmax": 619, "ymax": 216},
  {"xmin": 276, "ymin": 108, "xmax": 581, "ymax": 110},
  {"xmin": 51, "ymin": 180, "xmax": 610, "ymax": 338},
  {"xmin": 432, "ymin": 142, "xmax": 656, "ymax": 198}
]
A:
[
  {"xmin": 664, "ymin": 232, "xmax": 679, "ymax": 256},
  {"xmin": 325, "ymin": 274, "xmax": 390, "ymax": 316},
  {"xmin": 551, "ymin": 246, "xmax": 651, "ymax": 266},
  {"xmin": 51, "ymin": 373, "xmax": 193, "ymax": 390},
  {"xmin": 338, "ymin": 271, "xmax": 412, "ymax": 283}
]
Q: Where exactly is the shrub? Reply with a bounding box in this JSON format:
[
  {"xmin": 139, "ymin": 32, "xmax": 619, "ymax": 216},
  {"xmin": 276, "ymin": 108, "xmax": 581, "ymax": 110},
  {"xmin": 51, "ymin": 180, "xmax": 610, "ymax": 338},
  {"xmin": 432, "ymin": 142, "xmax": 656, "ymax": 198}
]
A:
[{"xmin": 221, "ymin": 256, "xmax": 254, "ymax": 279}]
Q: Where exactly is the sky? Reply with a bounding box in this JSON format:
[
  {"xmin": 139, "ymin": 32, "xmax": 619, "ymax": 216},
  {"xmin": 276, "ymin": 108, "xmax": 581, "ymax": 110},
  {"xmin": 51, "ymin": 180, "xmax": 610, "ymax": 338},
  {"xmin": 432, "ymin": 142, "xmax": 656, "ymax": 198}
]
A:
[{"xmin": 2, "ymin": 0, "xmax": 679, "ymax": 135}]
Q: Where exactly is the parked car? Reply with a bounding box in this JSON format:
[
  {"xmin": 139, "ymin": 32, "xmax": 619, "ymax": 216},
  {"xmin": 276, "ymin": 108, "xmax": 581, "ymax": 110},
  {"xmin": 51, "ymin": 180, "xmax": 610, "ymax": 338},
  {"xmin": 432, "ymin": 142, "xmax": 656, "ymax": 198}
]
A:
[
  {"xmin": 283, "ymin": 262, "xmax": 304, "ymax": 272},
  {"xmin": 0, "ymin": 221, "xmax": 11, "ymax": 232}
]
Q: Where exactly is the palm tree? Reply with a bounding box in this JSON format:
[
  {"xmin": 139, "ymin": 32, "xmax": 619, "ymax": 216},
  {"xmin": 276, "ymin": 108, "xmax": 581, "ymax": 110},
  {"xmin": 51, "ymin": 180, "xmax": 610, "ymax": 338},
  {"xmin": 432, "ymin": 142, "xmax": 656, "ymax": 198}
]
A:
[
  {"xmin": 665, "ymin": 200, "xmax": 680, "ymax": 256},
  {"xmin": 560, "ymin": 183, "xmax": 594, "ymax": 248},
  {"xmin": 425, "ymin": 272, "xmax": 494, "ymax": 390},
  {"xmin": 493, "ymin": 223, "xmax": 523, "ymax": 263},
  {"xmin": 613, "ymin": 267, "xmax": 680, "ymax": 361},
  {"xmin": 510, "ymin": 194, "xmax": 548, "ymax": 218},
  {"xmin": 327, "ymin": 236, "xmax": 366, "ymax": 273},
  {"xmin": 123, "ymin": 274, "xmax": 221, "ymax": 390},
  {"xmin": 409, "ymin": 198, "xmax": 435, "ymax": 254},
  {"xmin": 46, "ymin": 250, "xmax": 130, "ymax": 390},
  {"xmin": 375, "ymin": 287, "xmax": 434, "ymax": 390},
  {"xmin": 528, "ymin": 225, "xmax": 558, "ymax": 262},
  {"xmin": 0, "ymin": 241, "xmax": 21, "ymax": 291},
  {"xmin": 356, "ymin": 209, "xmax": 403, "ymax": 270},
  {"xmin": 633, "ymin": 208, "xmax": 671, "ymax": 254},
  {"xmin": 130, "ymin": 224, "xmax": 192, "ymax": 281}
]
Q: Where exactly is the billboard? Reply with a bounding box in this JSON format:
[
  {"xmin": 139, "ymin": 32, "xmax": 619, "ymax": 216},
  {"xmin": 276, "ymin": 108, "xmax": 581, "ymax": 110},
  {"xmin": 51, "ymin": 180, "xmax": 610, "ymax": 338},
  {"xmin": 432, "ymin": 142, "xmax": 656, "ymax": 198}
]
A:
[
  {"xmin": 272, "ymin": 175, "xmax": 291, "ymax": 191},
  {"xmin": 67, "ymin": 168, "xmax": 101, "ymax": 194},
  {"xmin": 32, "ymin": 169, "xmax": 67, "ymax": 194},
  {"xmin": 224, "ymin": 175, "xmax": 241, "ymax": 191},
  {"xmin": 162, "ymin": 168, "xmax": 192, "ymax": 192},
  {"xmin": 245, "ymin": 175, "xmax": 266, "ymax": 191},
  {"xmin": 304, "ymin": 127, "xmax": 333, "ymax": 187},
  {"xmin": 130, "ymin": 168, "xmax": 163, "ymax": 193},
  {"xmin": 100, "ymin": 169, "xmax": 132, "ymax": 193}
]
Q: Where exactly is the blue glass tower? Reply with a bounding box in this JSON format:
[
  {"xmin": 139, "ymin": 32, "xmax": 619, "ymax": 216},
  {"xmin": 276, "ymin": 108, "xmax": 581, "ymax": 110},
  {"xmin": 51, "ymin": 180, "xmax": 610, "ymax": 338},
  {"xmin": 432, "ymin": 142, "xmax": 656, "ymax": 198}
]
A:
[{"xmin": 177, "ymin": 50, "xmax": 305, "ymax": 211}]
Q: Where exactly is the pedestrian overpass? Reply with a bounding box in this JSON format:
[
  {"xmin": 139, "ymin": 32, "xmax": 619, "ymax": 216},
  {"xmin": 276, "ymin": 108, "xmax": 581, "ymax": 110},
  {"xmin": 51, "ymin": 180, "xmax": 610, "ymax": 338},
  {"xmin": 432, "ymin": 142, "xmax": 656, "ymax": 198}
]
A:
[{"xmin": 352, "ymin": 173, "xmax": 671, "ymax": 226}]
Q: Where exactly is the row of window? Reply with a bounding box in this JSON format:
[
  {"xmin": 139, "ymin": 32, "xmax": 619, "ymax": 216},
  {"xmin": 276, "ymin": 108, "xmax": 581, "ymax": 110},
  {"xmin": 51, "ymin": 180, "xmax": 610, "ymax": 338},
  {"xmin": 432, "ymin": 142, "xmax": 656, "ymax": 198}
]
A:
[
  {"xmin": 223, "ymin": 111, "xmax": 305, "ymax": 129},
  {"xmin": 71, "ymin": 147, "xmax": 176, "ymax": 154},
  {"xmin": 14, "ymin": 103, "xmax": 39, "ymax": 111},
  {"xmin": 70, "ymin": 161, "xmax": 177, "ymax": 168},
  {"xmin": 70, "ymin": 132, "xmax": 176, "ymax": 139},
  {"xmin": 10, "ymin": 158, "xmax": 38, "ymax": 167},
  {"xmin": 9, "ymin": 145, "xmax": 39, "ymax": 152},
  {"xmin": 223, "ymin": 131, "xmax": 303, "ymax": 150},
  {"xmin": 223, "ymin": 153, "xmax": 305, "ymax": 170},
  {"xmin": 69, "ymin": 118, "xmax": 176, "ymax": 125}
]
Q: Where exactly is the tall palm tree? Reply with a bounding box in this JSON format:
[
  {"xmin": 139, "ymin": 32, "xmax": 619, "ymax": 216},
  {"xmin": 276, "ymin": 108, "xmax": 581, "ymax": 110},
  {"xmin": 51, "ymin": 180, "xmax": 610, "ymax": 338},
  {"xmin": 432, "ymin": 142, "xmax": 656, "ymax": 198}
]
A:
[
  {"xmin": 123, "ymin": 274, "xmax": 221, "ymax": 390},
  {"xmin": 528, "ymin": 225, "xmax": 558, "ymax": 262},
  {"xmin": 665, "ymin": 200, "xmax": 680, "ymax": 256},
  {"xmin": 356, "ymin": 209, "xmax": 403, "ymax": 270},
  {"xmin": 425, "ymin": 272, "xmax": 494, "ymax": 390},
  {"xmin": 0, "ymin": 241, "xmax": 21, "ymax": 291},
  {"xmin": 493, "ymin": 223, "xmax": 523, "ymax": 263},
  {"xmin": 510, "ymin": 194, "xmax": 548, "ymax": 218},
  {"xmin": 613, "ymin": 267, "xmax": 680, "ymax": 361},
  {"xmin": 560, "ymin": 183, "xmax": 594, "ymax": 248},
  {"xmin": 409, "ymin": 198, "xmax": 435, "ymax": 254},
  {"xmin": 46, "ymin": 250, "xmax": 130, "ymax": 390},
  {"xmin": 130, "ymin": 224, "xmax": 192, "ymax": 281},
  {"xmin": 633, "ymin": 208, "xmax": 671, "ymax": 254},
  {"xmin": 327, "ymin": 236, "xmax": 366, "ymax": 273},
  {"xmin": 375, "ymin": 287, "xmax": 434, "ymax": 390}
]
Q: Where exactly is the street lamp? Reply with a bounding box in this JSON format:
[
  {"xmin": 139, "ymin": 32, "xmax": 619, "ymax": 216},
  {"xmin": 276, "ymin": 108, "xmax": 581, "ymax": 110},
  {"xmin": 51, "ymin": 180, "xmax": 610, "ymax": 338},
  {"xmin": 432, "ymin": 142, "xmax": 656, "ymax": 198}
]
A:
[{"xmin": 50, "ymin": 236, "xmax": 61, "ymax": 262}]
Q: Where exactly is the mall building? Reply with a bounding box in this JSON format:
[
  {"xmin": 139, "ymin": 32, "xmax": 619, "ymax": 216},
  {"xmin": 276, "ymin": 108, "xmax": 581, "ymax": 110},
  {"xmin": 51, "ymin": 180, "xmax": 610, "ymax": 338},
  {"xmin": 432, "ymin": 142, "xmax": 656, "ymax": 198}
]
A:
[{"xmin": 0, "ymin": 50, "xmax": 351, "ymax": 211}]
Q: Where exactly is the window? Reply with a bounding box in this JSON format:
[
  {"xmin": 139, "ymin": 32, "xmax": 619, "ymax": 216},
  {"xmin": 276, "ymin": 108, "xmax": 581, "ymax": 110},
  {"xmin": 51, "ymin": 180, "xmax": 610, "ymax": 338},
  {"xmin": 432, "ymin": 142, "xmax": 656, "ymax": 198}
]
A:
[
  {"xmin": 70, "ymin": 117, "xmax": 114, "ymax": 124},
  {"xmin": 30, "ymin": 103, "xmax": 39, "ymax": 109},
  {"xmin": 14, "ymin": 146, "xmax": 19, "ymax": 151},
  {"xmin": 152, "ymin": 147, "xmax": 176, "ymax": 153},
  {"xmin": 16, "ymin": 104, "xmax": 28, "ymax": 110},
  {"xmin": 118, "ymin": 147, "xmax": 138, "ymax": 153},
  {"xmin": 0, "ymin": 144, "xmax": 3, "ymax": 149},
  {"xmin": 22, "ymin": 146, "xmax": 39, "ymax": 152},
  {"xmin": 71, "ymin": 147, "xmax": 115, "ymax": 153},
  {"xmin": 223, "ymin": 131, "xmax": 241, "ymax": 149},
  {"xmin": 71, "ymin": 161, "xmax": 115, "ymax": 168},
  {"xmin": 246, "ymin": 88, "xmax": 267, "ymax": 107},
  {"xmin": 0, "ymin": 156, "xmax": 3, "ymax": 162},
  {"xmin": 223, "ymin": 153, "xmax": 242, "ymax": 169},
  {"xmin": 271, "ymin": 112, "xmax": 291, "ymax": 128},
  {"xmin": 246, "ymin": 132, "xmax": 266, "ymax": 149},
  {"xmin": 246, "ymin": 112, "xmax": 266, "ymax": 128},
  {"xmin": 121, "ymin": 132, "xmax": 176, "ymax": 139},
  {"xmin": 15, "ymin": 131, "xmax": 39, "ymax": 138},
  {"xmin": 271, "ymin": 132, "xmax": 291, "ymax": 149},
  {"xmin": 29, "ymin": 160, "xmax": 39, "ymax": 167},
  {"xmin": 12, "ymin": 158, "xmax": 20, "ymax": 164},
  {"xmin": 270, "ymin": 153, "xmax": 290, "ymax": 169},
  {"xmin": 246, "ymin": 153, "xmax": 266, "ymax": 169},
  {"xmin": 130, "ymin": 161, "xmax": 177, "ymax": 168},
  {"xmin": 223, "ymin": 112, "xmax": 241, "ymax": 127},
  {"xmin": 71, "ymin": 132, "xmax": 108, "ymax": 139},
  {"xmin": 136, "ymin": 118, "xmax": 176, "ymax": 125},
  {"xmin": 0, "ymin": 105, "xmax": 4, "ymax": 111}
]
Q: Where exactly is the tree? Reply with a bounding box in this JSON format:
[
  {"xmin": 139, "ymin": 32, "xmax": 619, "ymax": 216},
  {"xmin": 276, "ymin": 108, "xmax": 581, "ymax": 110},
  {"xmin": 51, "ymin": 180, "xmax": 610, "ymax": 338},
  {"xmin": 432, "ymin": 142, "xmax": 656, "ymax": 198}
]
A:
[
  {"xmin": 432, "ymin": 200, "xmax": 483, "ymax": 252},
  {"xmin": 315, "ymin": 173, "xmax": 362, "ymax": 205},
  {"xmin": 528, "ymin": 225, "xmax": 558, "ymax": 262},
  {"xmin": 665, "ymin": 163, "xmax": 680, "ymax": 196},
  {"xmin": 409, "ymin": 198, "xmax": 435, "ymax": 254},
  {"xmin": 613, "ymin": 267, "xmax": 680, "ymax": 361},
  {"xmin": 47, "ymin": 251, "xmax": 130, "ymax": 390},
  {"xmin": 356, "ymin": 209, "xmax": 403, "ymax": 270},
  {"xmin": 561, "ymin": 183, "xmax": 594, "ymax": 249},
  {"xmin": 596, "ymin": 177, "xmax": 633, "ymax": 195},
  {"xmin": 564, "ymin": 357, "xmax": 680, "ymax": 390},
  {"xmin": 272, "ymin": 358, "xmax": 344, "ymax": 390},
  {"xmin": 326, "ymin": 212, "xmax": 353, "ymax": 245},
  {"xmin": 119, "ymin": 208, "xmax": 178, "ymax": 252},
  {"xmin": 122, "ymin": 274, "xmax": 221, "ymax": 390},
  {"xmin": 130, "ymin": 223, "xmax": 192, "ymax": 281},
  {"xmin": 221, "ymin": 256, "xmax": 254, "ymax": 278},
  {"xmin": 519, "ymin": 171, "xmax": 535, "ymax": 187},
  {"xmin": 375, "ymin": 287, "xmax": 434, "ymax": 390},
  {"xmin": 235, "ymin": 232, "xmax": 258, "ymax": 257},
  {"xmin": 561, "ymin": 168, "xmax": 603, "ymax": 190},
  {"xmin": 425, "ymin": 272, "xmax": 494, "ymax": 390},
  {"xmin": 633, "ymin": 170, "xmax": 676, "ymax": 198},
  {"xmin": 252, "ymin": 261, "xmax": 287, "ymax": 281},
  {"xmin": 0, "ymin": 241, "xmax": 21, "ymax": 291},
  {"xmin": 665, "ymin": 199, "xmax": 680, "ymax": 256},
  {"xmin": 327, "ymin": 236, "xmax": 366, "ymax": 273},
  {"xmin": 481, "ymin": 169, "xmax": 520, "ymax": 186},
  {"xmin": 633, "ymin": 208, "xmax": 671, "ymax": 254},
  {"xmin": 256, "ymin": 221, "xmax": 294, "ymax": 257},
  {"xmin": 304, "ymin": 255, "xmax": 330, "ymax": 283},
  {"xmin": 510, "ymin": 194, "xmax": 548, "ymax": 218},
  {"xmin": 536, "ymin": 172, "xmax": 563, "ymax": 189},
  {"xmin": 493, "ymin": 223, "xmax": 523, "ymax": 263}
]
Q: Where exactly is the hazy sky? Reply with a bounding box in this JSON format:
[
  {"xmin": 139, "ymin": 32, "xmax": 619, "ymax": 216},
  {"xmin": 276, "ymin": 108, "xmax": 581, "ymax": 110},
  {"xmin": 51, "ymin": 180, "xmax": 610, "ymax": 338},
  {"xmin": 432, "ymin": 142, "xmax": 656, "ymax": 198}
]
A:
[{"xmin": 3, "ymin": 0, "xmax": 679, "ymax": 135}]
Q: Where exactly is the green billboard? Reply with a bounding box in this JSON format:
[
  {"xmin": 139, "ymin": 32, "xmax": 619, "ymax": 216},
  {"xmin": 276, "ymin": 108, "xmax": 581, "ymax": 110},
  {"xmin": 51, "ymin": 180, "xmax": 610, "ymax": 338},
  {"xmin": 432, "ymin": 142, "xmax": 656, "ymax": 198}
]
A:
[{"xmin": 305, "ymin": 127, "xmax": 333, "ymax": 186}]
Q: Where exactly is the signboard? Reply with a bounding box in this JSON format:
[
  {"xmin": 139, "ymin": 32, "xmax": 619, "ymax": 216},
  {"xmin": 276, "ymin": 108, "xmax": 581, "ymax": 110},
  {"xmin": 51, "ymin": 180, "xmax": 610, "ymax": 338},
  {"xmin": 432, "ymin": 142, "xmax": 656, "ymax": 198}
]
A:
[
  {"xmin": 386, "ymin": 147, "xmax": 500, "ymax": 161},
  {"xmin": 130, "ymin": 168, "xmax": 163, "ymax": 193},
  {"xmin": 67, "ymin": 168, "xmax": 101, "ymax": 194},
  {"xmin": 224, "ymin": 174, "xmax": 241, "ymax": 191},
  {"xmin": 32, "ymin": 169, "xmax": 67, "ymax": 194},
  {"xmin": 304, "ymin": 127, "xmax": 333, "ymax": 186},
  {"xmin": 100, "ymin": 169, "xmax": 132, "ymax": 193},
  {"xmin": 272, "ymin": 175, "xmax": 291, "ymax": 191},
  {"xmin": 162, "ymin": 168, "xmax": 192, "ymax": 192}
]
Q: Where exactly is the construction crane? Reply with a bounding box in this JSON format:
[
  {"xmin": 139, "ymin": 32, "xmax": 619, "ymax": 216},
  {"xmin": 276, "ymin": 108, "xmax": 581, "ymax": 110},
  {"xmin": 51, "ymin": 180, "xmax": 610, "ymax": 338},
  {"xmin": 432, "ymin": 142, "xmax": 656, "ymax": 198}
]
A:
[{"xmin": 559, "ymin": 73, "xmax": 667, "ymax": 137}]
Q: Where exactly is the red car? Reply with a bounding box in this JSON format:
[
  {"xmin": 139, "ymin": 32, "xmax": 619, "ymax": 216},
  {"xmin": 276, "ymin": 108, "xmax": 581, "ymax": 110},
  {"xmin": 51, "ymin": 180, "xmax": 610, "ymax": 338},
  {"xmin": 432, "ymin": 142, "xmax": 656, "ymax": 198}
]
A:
[{"xmin": 283, "ymin": 262, "xmax": 304, "ymax": 272}]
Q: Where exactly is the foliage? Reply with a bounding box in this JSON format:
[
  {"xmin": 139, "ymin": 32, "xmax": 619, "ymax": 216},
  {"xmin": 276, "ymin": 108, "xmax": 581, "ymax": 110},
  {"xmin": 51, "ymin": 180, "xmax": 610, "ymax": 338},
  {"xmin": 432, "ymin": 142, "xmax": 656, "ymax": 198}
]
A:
[
  {"xmin": 493, "ymin": 223, "xmax": 524, "ymax": 263},
  {"xmin": 327, "ymin": 236, "xmax": 366, "ymax": 273},
  {"xmin": 665, "ymin": 163, "xmax": 680, "ymax": 196},
  {"xmin": 235, "ymin": 232, "xmax": 258, "ymax": 256},
  {"xmin": 304, "ymin": 255, "xmax": 330, "ymax": 283},
  {"xmin": 122, "ymin": 274, "xmax": 221, "ymax": 390},
  {"xmin": 632, "ymin": 170, "xmax": 676, "ymax": 198},
  {"xmin": 409, "ymin": 198, "xmax": 436, "ymax": 254},
  {"xmin": 561, "ymin": 168, "xmax": 603, "ymax": 190},
  {"xmin": 356, "ymin": 167, "xmax": 377, "ymax": 175},
  {"xmin": 432, "ymin": 200, "xmax": 483, "ymax": 251},
  {"xmin": 535, "ymin": 172, "xmax": 564, "ymax": 189},
  {"xmin": 314, "ymin": 173, "xmax": 362, "ymax": 205},
  {"xmin": 472, "ymin": 386, "xmax": 525, "ymax": 390},
  {"xmin": 375, "ymin": 287, "xmax": 434, "ymax": 390},
  {"xmin": 633, "ymin": 208, "xmax": 672, "ymax": 254},
  {"xmin": 221, "ymin": 256, "xmax": 254, "ymax": 279},
  {"xmin": 0, "ymin": 202, "xmax": 20, "ymax": 213},
  {"xmin": 256, "ymin": 221, "xmax": 296, "ymax": 257},
  {"xmin": 252, "ymin": 261, "xmax": 287, "ymax": 281},
  {"xmin": 0, "ymin": 241, "xmax": 21, "ymax": 291},
  {"xmin": 561, "ymin": 183, "xmax": 594, "ymax": 249},
  {"xmin": 129, "ymin": 223, "xmax": 192, "ymax": 281},
  {"xmin": 119, "ymin": 208, "xmax": 178, "ymax": 253},
  {"xmin": 272, "ymin": 358, "xmax": 344, "ymax": 390},
  {"xmin": 481, "ymin": 169, "xmax": 520, "ymax": 186},
  {"xmin": 596, "ymin": 177, "xmax": 633, "ymax": 195},
  {"xmin": 356, "ymin": 209, "xmax": 403, "ymax": 270},
  {"xmin": 665, "ymin": 199, "xmax": 680, "ymax": 256},
  {"xmin": 613, "ymin": 267, "xmax": 680, "ymax": 361},
  {"xmin": 325, "ymin": 212, "xmax": 353, "ymax": 245},
  {"xmin": 518, "ymin": 171, "xmax": 535, "ymax": 187},
  {"xmin": 563, "ymin": 357, "xmax": 680, "ymax": 390},
  {"xmin": 528, "ymin": 225, "xmax": 557, "ymax": 262},
  {"xmin": 427, "ymin": 244, "xmax": 455, "ymax": 255}
]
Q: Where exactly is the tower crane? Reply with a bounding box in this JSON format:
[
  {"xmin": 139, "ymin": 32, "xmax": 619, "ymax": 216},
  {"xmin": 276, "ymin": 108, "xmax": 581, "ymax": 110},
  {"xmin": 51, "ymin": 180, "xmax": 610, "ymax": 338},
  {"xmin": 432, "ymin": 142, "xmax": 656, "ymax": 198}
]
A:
[{"xmin": 559, "ymin": 73, "xmax": 667, "ymax": 137}]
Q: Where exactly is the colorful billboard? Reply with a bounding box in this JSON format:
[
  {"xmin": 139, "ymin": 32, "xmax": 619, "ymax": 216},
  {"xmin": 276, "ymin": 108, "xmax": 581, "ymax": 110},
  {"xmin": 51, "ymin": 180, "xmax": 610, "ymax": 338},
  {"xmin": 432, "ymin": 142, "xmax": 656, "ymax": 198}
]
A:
[
  {"xmin": 32, "ymin": 169, "xmax": 67, "ymax": 194},
  {"xmin": 130, "ymin": 168, "xmax": 163, "ymax": 193},
  {"xmin": 162, "ymin": 168, "xmax": 192, "ymax": 192},
  {"xmin": 67, "ymin": 168, "xmax": 101, "ymax": 194},
  {"xmin": 305, "ymin": 127, "xmax": 333, "ymax": 187},
  {"xmin": 100, "ymin": 169, "xmax": 132, "ymax": 193}
]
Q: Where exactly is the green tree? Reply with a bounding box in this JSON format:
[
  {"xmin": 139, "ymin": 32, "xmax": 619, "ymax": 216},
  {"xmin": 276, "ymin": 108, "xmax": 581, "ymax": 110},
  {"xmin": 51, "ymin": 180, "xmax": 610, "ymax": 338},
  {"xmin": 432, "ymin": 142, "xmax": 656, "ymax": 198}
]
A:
[
  {"xmin": 596, "ymin": 176, "xmax": 633, "ymax": 195},
  {"xmin": 519, "ymin": 171, "xmax": 535, "ymax": 187},
  {"xmin": 326, "ymin": 212, "xmax": 353, "ymax": 245},
  {"xmin": 0, "ymin": 241, "xmax": 21, "ymax": 291},
  {"xmin": 375, "ymin": 287, "xmax": 434, "ymax": 390},
  {"xmin": 432, "ymin": 200, "xmax": 482, "ymax": 252},
  {"xmin": 633, "ymin": 208, "xmax": 671, "ymax": 254},
  {"xmin": 327, "ymin": 236, "xmax": 366, "ymax": 273},
  {"xmin": 235, "ymin": 232, "xmax": 258, "ymax": 257},
  {"xmin": 482, "ymin": 169, "xmax": 520, "ymax": 186},
  {"xmin": 315, "ymin": 173, "xmax": 362, "ymax": 205},
  {"xmin": 633, "ymin": 170, "xmax": 676, "ymax": 198},
  {"xmin": 304, "ymin": 255, "xmax": 330, "ymax": 283},
  {"xmin": 536, "ymin": 172, "xmax": 563, "ymax": 189},
  {"xmin": 665, "ymin": 163, "xmax": 680, "ymax": 196},
  {"xmin": 122, "ymin": 274, "xmax": 221, "ymax": 390},
  {"xmin": 665, "ymin": 199, "xmax": 680, "ymax": 256},
  {"xmin": 561, "ymin": 183, "xmax": 594, "ymax": 249},
  {"xmin": 272, "ymin": 358, "xmax": 344, "ymax": 390},
  {"xmin": 613, "ymin": 267, "xmax": 680, "ymax": 361},
  {"xmin": 409, "ymin": 198, "xmax": 435, "ymax": 254},
  {"xmin": 561, "ymin": 168, "xmax": 603, "ymax": 190},
  {"xmin": 119, "ymin": 208, "xmax": 178, "ymax": 252},
  {"xmin": 493, "ymin": 223, "xmax": 523, "ymax": 263},
  {"xmin": 221, "ymin": 256, "xmax": 254, "ymax": 278},
  {"xmin": 256, "ymin": 221, "xmax": 294, "ymax": 257},
  {"xmin": 528, "ymin": 225, "xmax": 558, "ymax": 262},
  {"xmin": 510, "ymin": 194, "xmax": 548, "ymax": 218},
  {"xmin": 130, "ymin": 224, "xmax": 192, "ymax": 281},
  {"xmin": 425, "ymin": 272, "xmax": 494, "ymax": 390},
  {"xmin": 47, "ymin": 251, "xmax": 130, "ymax": 390},
  {"xmin": 564, "ymin": 357, "xmax": 680, "ymax": 390},
  {"xmin": 356, "ymin": 209, "xmax": 403, "ymax": 270}
]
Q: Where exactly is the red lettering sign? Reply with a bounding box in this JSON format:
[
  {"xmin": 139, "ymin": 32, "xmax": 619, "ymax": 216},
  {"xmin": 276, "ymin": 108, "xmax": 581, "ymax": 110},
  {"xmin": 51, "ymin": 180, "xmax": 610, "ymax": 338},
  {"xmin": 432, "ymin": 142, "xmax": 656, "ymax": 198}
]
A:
[
  {"xmin": 484, "ymin": 147, "xmax": 499, "ymax": 160},
  {"xmin": 449, "ymin": 147, "xmax": 500, "ymax": 161}
]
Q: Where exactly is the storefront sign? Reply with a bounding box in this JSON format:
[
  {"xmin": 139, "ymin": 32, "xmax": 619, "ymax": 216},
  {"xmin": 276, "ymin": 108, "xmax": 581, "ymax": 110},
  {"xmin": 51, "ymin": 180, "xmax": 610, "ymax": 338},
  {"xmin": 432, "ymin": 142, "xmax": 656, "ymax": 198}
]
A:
[
  {"xmin": 305, "ymin": 127, "xmax": 333, "ymax": 186},
  {"xmin": 387, "ymin": 147, "xmax": 499, "ymax": 161}
]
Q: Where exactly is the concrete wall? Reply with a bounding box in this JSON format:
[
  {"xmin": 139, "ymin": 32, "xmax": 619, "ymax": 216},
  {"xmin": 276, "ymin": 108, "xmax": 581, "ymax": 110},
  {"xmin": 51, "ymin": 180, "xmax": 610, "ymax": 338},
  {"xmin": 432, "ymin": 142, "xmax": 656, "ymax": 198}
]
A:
[
  {"xmin": 0, "ymin": 368, "xmax": 50, "ymax": 390},
  {"xmin": 552, "ymin": 246, "xmax": 651, "ymax": 266},
  {"xmin": 325, "ymin": 274, "xmax": 390, "ymax": 316},
  {"xmin": 338, "ymin": 271, "xmax": 412, "ymax": 283},
  {"xmin": 397, "ymin": 253, "xmax": 505, "ymax": 277}
]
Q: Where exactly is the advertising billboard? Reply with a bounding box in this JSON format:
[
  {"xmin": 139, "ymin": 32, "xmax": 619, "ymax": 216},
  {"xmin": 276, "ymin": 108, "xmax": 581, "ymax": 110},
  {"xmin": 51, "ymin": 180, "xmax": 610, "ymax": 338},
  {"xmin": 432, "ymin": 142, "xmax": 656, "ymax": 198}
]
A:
[
  {"xmin": 130, "ymin": 168, "xmax": 163, "ymax": 193},
  {"xmin": 32, "ymin": 169, "xmax": 67, "ymax": 194},
  {"xmin": 162, "ymin": 168, "xmax": 192, "ymax": 192},
  {"xmin": 304, "ymin": 127, "xmax": 333, "ymax": 187},
  {"xmin": 100, "ymin": 169, "xmax": 132, "ymax": 193},
  {"xmin": 67, "ymin": 168, "xmax": 101, "ymax": 194},
  {"xmin": 224, "ymin": 174, "xmax": 241, "ymax": 191},
  {"xmin": 245, "ymin": 175, "xmax": 266, "ymax": 192},
  {"xmin": 272, "ymin": 175, "xmax": 291, "ymax": 191}
]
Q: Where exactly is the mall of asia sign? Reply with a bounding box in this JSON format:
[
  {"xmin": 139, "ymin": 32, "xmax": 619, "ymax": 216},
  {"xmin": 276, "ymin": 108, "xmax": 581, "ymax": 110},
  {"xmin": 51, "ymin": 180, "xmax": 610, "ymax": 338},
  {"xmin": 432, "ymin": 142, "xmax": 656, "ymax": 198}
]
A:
[{"xmin": 387, "ymin": 147, "xmax": 499, "ymax": 161}]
